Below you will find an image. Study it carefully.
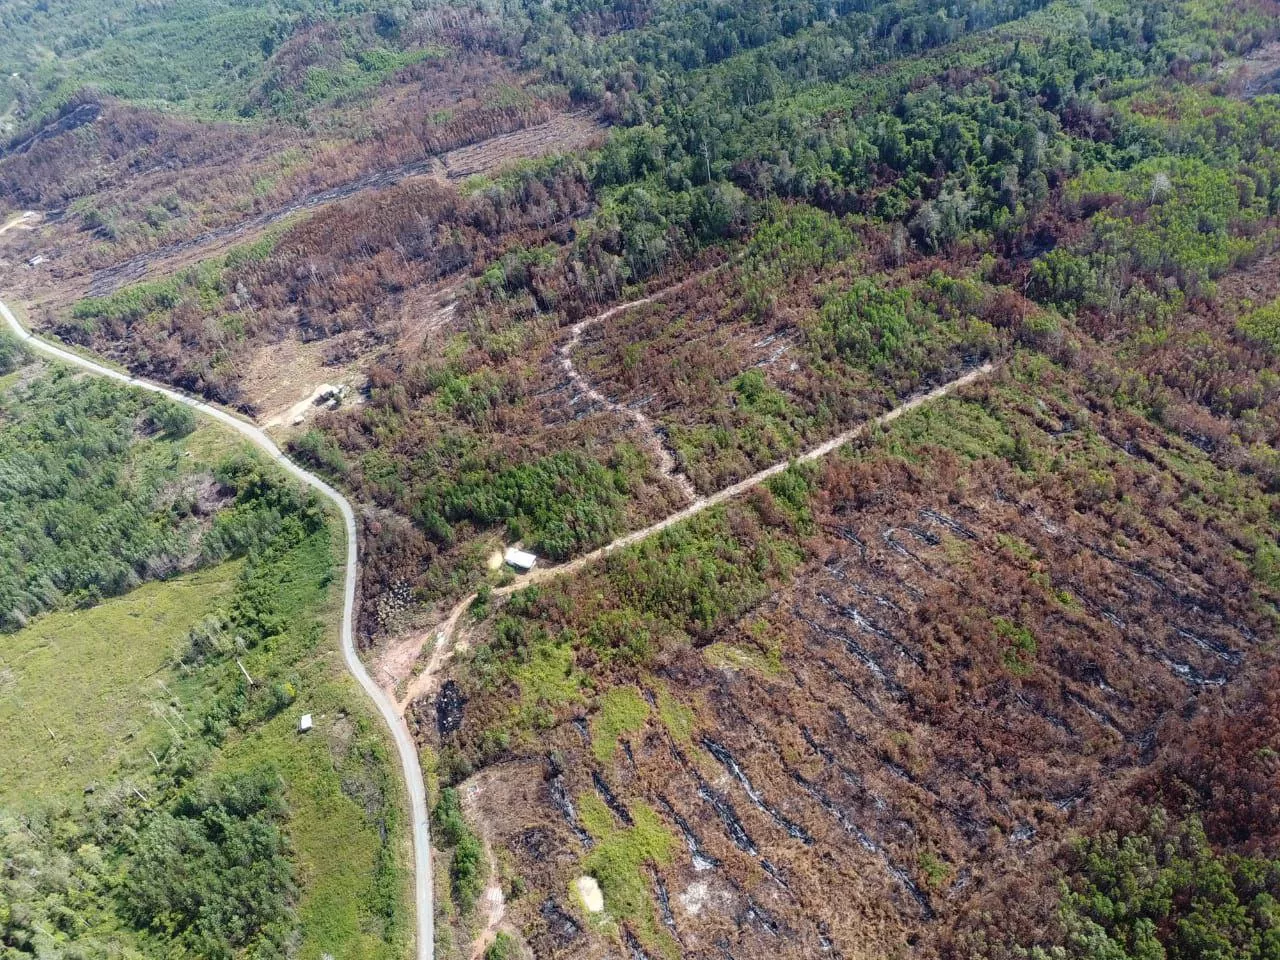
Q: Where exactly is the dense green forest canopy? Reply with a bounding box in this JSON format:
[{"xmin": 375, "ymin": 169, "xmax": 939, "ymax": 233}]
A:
[
  {"xmin": 0, "ymin": 331, "xmax": 327, "ymax": 631},
  {"xmin": 0, "ymin": 0, "xmax": 420, "ymax": 124},
  {"xmin": 0, "ymin": 350, "xmax": 200, "ymax": 628},
  {"xmin": 1046, "ymin": 812, "xmax": 1280, "ymax": 960}
]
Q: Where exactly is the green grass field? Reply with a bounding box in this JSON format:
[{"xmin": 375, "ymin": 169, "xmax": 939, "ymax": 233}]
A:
[
  {"xmin": 0, "ymin": 561, "xmax": 239, "ymax": 806},
  {"xmin": 0, "ymin": 512, "xmax": 411, "ymax": 958},
  {"xmin": 212, "ymin": 518, "xmax": 412, "ymax": 960},
  {"xmin": 1, "ymin": 0, "xmax": 442, "ymax": 123}
]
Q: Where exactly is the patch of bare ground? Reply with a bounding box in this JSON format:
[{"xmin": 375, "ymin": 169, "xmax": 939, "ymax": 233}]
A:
[
  {"xmin": 449, "ymin": 761, "xmax": 555, "ymax": 954},
  {"xmin": 380, "ymin": 589, "xmax": 477, "ymax": 709},
  {"xmin": 0, "ymin": 210, "xmax": 39, "ymax": 238},
  {"xmin": 395, "ymin": 280, "xmax": 467, "ymax": 358},
  {"xmin": 1227, "ymin": 38, "xmax": 1280, "ymax": 97},
  {"xmin": 438, "ymin": 111, "xmax": 605, "ymax": 181},
  {"xmin": 247, "ymin": 330, "xmax": 372, "ymax": 427},
  {"xmin": 253, "ymin": 278, "xmax": 469, "ymax": 430},
  {"xmin": 1213, "ymin": 250, "xmax": 1280, "ymax": 307},
  {"xmin": 461, "ymin": 777, "xmax": 509, "ymax": 960}
]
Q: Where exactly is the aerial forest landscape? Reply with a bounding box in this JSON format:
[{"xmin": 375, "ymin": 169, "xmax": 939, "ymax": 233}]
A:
[{"xmin": 1, "ymin": 0, "xmax": 1280, "ymax": 958}]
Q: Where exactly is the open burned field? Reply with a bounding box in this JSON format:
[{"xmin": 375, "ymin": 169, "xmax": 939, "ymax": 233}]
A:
[
  {"xmin": 0, "ymin": 36, "xmax": 600, "ymax": 295},
  {"xmin": 27, "ymin": 158, "xmax": 599, "ymax": 409},
  {"xmin": 566, "ymin": 232, "xmax": 997, "ymax": 493},
  {"xmin": 417, "ymin": 354, "xmax": 1280, "ymax": 958}
]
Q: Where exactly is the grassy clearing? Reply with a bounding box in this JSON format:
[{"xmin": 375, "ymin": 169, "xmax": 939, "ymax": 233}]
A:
[
  {"xmin": 0, "ymin": 350, "xmax": 411, "ymax": 957},
  {"xmin": 577, "ymin": 794, "xmax": 678, "ymax": 957},
  {"xmin": 654, "ymin": 683, "xmax": 696, "ymax": 745},
  {"xmin": 216, "ymin": 687, "xmax": 410, "ymax": 959},
  {"xmin": 179, "ymin": 412, "xmax": 259, "ymax": 465},
  {"xmin": 0, "ymin": 499, "xmax": 411, "ymax": 958},
  {"xmin": 702, "ymin": 639, "xmax": 782, "ymax": 676},
  {"xmin": 211, "ymin": 513, "xmax": 411, "ymax": 960},
  {"xmin": 0, "ymin": 561, "xmax": 239, "ymax": 807},
  {"xmin": 510, "ymin": 637, "xmax": 586, "ymax": 726},
  {"xmin": 590, "ymin": 686, "xmax": 650, "ymax": 763}
]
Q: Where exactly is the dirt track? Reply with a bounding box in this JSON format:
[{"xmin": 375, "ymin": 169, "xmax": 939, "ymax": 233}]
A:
[
  {"xmin": 557, "ymin": 274, "xmax": 724, "ymax": 503},
  {"xmin": 392, "ymin": 359, "xmax": 995, "ymax": 710},
  {"xmin": 1237, "ymin": 39, "xmax": 1280, "ymax": 97}
]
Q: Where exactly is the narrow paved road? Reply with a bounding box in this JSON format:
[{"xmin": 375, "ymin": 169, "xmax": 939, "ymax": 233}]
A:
[{"xmin": 0, "ymin": 298, "xmax": 435, "ymax": 960}]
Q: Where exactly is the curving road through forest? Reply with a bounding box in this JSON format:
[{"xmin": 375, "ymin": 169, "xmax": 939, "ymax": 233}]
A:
[{"xmin": 0, "ymin": 297, "xmax": 435, "ymax": 960}]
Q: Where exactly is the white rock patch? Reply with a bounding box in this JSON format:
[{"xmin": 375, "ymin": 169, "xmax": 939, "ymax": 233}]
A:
[
  {"xmin": 679, "ymin": 881, "xmax": 710, "ymax": 916},
  {"xmin": 575, "ymin": 875, "xmax": 604, "ymax": 913}
]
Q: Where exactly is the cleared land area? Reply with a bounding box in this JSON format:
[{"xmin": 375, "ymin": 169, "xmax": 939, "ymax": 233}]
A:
[
  {"xmin": 5, "ymin": 0, "xmax": 1280, "ymax": 955},
  {"xmin": 0, "ymin": 562, "xmax": 238, "ymax": 806}
]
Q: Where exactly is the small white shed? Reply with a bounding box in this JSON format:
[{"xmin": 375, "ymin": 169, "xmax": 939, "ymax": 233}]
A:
[
  {"xmin": 298, "ymin": 714, "xmax": 313, "ymax": 733},
  {"xmin": 504, "ymin": 547, "xmax": 538, "ymax": 572}
]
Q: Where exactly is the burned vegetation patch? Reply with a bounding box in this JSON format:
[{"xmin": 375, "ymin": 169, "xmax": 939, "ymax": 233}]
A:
[
  {"xmin": 569, "ymin": 218, "xmax": 1004, "ymax": 494},
  {"xmin": 51, "ymin": 160, "xmax": 598, "ymax": 410},
  {"xmin": 421, "ymin": 358, "xmax": 1279, "ymax": 959}
]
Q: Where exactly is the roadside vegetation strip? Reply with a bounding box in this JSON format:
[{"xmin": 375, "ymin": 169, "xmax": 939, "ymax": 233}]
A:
[
  {"xmin": 396, "ymin": 361, "xmax": 996, "ymax": 709},
  {"xmin": 0, "ymin": 298, "xmax": 435, "ymax": 960}
]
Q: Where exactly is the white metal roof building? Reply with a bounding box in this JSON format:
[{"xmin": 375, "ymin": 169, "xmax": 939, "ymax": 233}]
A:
[{"xmin": 504, "ymin": 547, "xmax": 537, "ymax": 572}]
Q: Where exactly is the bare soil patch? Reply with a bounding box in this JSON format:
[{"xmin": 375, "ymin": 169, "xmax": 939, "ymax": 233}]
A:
[
  {"xmin": 438, "ymin": 111, "xmax": 605, "ymax": 180},
  {"xmin": 1228, "ymin": 39, "xmax": 1280, "ymax": 96},
  {"xmin": 247, "ymin": 331, "xmax": 370, "ymax": 427}
]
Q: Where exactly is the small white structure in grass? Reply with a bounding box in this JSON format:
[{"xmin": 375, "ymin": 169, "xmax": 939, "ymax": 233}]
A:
[
  {"xmin": 298, "ymin": 714, "xmax": 313, "ymax": 733},
  {"xmin": 504, "ymin": 546, "xmax": 537, "ymax": 572}
]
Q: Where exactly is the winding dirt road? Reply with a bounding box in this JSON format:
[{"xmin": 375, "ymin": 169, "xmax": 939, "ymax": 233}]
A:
[
  {"xmin": 559, "ymin": 297, "xmax": 698, "ymax": 501},
  {"xmin": 556, "ymin": 261, "xmax": 739, "ymax": 503},
  {"xmin": 0, "ymin": 298, "xmax": 435, "ymax": 960}
]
